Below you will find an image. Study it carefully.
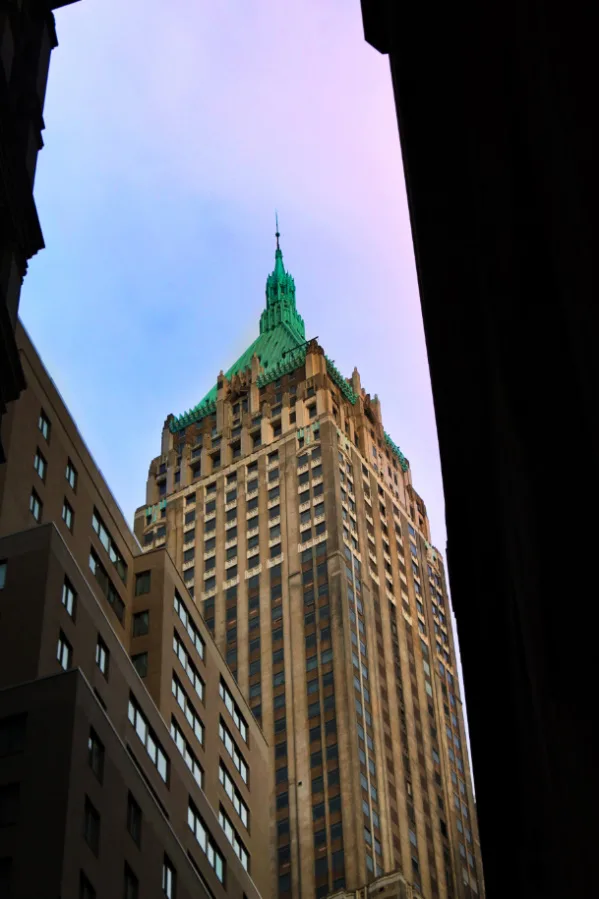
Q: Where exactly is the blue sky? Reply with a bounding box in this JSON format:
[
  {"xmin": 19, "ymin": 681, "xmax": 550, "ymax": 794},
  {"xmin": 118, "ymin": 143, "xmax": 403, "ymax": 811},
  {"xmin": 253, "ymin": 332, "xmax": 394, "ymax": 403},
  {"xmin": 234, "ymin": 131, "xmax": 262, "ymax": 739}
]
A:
[
  {"xmin": 20, "ymin": 0, "xmax": 480, "ymax": 786},
  {"xmin": 22, "ymin": 0, "xmax": 444, "ymax": 548}
]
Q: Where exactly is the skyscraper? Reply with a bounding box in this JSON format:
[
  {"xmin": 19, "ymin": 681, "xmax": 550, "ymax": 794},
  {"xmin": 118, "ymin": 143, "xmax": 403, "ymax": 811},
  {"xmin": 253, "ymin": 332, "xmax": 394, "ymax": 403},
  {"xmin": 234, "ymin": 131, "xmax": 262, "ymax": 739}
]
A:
[{"xmin": 136, "ymin": 231, "xmax": 485, "ymax": 899}]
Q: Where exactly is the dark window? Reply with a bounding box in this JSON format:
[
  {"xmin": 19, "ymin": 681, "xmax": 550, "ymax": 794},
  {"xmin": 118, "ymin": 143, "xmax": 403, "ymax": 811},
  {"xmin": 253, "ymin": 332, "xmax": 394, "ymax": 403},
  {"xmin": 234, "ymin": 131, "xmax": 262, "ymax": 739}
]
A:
[
  {"xmin": 132, "ymin": 611, "xmax": 149, "ymax": 636},
  {"xmin": 57, "ymin": 631, "xmax": 73, "ymax": 670},
  {"xmin": 96, "ymin": 637, "xmax": 109, "ymax": 677},
  {"xmin": 132, "ymin": 652, "xmax": 148, "ymax": 678},
  {"xmin": 313, "ymin": 802, "xmax": 325, "ymax": 821},
  {"xmin": 162, "ymin": 855, "xmax": 176, "ymax": 899},
  {"xmin": 134, "ymin": 572, "xmax": 151, "ymax": 595},
  {"xmin": 124, "ymin": 863, "xmax": 139, "ymax": 899},
  {"xmin": 88, "ymin": 729, "xmax": 104, "ymax": 782},
  {"xmin": 38, "ymin": 409, "xmax": 51, "ymax": 441},
  {"xmin": 0, "ymin": 782, "xmax": 19, "ymax": 830},
  {"xmin": 127, "ymin": 793, "xmax": 142, "ymax": 846},
  {"xmin": 79, "ymin": 871, "xmax": 96, "ymax": 899},
  {"xmin": 33, "ymin": 448, "xmax": 47, "ymax": 480},
  {"xmin": 83, "ymin": 797, "xmax": 100, "ymax": 855},
  {"xmin": 29, "ymin": 489, "xmax": 42, "ymax": 522}
]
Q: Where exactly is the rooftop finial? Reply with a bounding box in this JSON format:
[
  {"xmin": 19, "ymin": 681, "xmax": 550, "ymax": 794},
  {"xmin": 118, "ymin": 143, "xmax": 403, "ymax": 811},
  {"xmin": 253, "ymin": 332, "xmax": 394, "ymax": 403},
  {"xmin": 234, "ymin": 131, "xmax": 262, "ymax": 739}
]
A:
[{"xmin": 275, "ymin": 210, "xmax": 280, "ymax": 249}]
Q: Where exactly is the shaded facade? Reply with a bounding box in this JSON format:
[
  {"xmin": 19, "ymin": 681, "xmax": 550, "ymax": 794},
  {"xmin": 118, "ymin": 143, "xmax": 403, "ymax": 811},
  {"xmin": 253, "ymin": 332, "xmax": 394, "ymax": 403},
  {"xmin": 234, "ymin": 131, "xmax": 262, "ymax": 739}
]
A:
[
  {"xmin": 0, "ymin": 0, "xmax": 81, "ymax": 462},
  {"xmin": 359, "ymin": 2, "xmax": 599, "ymax": 897},
  {"xmin": 136, "ymin": 238, "xmax": 484, "ymax": 899},
  {"xmin": 0, "ymin": 323, "xmax": 272, "ymax": 899}
]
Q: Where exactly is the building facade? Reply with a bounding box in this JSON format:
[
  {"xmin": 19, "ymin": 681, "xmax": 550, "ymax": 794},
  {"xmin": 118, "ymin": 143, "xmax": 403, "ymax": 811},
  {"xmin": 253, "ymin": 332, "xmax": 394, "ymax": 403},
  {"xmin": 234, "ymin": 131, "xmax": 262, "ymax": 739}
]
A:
[
  {"xmin": 0, "ymin": 322, "xmax": 273, "ymax": 899},
  {"xmin": 135, "ymin": 235, "xmax": 485, "ymax": 899},
  {"xmin": 0, "ymin": 1, "xmax": 81, "ymax": 461}
]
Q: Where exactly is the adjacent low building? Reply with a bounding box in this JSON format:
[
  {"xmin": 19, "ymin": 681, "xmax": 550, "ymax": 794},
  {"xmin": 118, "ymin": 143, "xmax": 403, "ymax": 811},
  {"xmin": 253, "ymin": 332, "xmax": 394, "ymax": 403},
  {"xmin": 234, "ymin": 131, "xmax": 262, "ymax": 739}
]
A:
[{"xmin": 0, "ymin": 322, "xmax": 273, "ymax": 899}]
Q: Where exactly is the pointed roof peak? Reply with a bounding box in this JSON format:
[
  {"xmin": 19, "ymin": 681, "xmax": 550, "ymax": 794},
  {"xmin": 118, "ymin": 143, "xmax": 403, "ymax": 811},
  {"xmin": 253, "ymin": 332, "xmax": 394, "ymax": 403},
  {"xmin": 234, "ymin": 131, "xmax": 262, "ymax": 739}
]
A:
[{"xmin": 261, "ymin": 216, "xmax": 305, "ymax": 342}]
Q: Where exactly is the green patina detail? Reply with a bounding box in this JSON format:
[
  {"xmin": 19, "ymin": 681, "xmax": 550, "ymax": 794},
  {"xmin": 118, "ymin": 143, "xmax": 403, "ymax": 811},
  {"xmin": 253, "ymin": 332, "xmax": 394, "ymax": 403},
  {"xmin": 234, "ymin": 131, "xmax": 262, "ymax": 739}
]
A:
[
  {"xmin": 170, "ymin": 233, "xmax": 306, "ymax": 433},
  {"xmin": 325, "ymin": 358, "xmax": 358, "ymax": 404},
  {"xmin": 255, "ymin": 344, "xmax": 307, "ymax": 388},
  {"xmin": 384, "ymin": 431, "xmax": 409, "ymax": 471}
]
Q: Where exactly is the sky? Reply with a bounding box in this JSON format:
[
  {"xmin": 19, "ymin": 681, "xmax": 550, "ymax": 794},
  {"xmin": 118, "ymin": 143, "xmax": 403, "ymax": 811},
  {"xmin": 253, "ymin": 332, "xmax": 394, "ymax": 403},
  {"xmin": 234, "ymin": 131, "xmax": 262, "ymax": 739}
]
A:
[
  {"xmin": 22, "ymin": 0, "xmax": 475, "ymax": 787},
  {"xmin": 23, "ymin": 0, "xmax": 442, "ymax": 544}
]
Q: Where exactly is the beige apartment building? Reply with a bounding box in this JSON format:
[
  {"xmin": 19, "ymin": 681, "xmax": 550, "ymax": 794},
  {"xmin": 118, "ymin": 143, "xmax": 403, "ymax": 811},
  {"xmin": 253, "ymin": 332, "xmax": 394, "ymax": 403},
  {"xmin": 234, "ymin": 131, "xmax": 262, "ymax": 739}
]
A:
[
  {"xmin": 135, "ymin": 234, "xmax": 485, "ymax": 899},
  {"xmin": 0, "ymin": 323, "xmax": 273, "ymax": 899}
]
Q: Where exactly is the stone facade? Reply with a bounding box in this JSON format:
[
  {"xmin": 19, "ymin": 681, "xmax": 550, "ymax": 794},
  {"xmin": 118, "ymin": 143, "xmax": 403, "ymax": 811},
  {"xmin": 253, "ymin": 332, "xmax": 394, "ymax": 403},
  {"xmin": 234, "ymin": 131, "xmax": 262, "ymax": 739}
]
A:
[
  {"xmin": 136, "ymin": 241, "xmax": 485, "ymax": 899},
  {"xmin": 0, "ymin": 322, "xmax": 272, "ymax": 899}
]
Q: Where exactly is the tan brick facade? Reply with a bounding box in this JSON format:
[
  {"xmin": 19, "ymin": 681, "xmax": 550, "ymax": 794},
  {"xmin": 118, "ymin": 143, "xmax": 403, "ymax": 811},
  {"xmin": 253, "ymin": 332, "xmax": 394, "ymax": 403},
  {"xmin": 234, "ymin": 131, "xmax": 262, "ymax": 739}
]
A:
[{"xmin": 135, "ymin": 244, "xmax": 484, "ymax": 899}]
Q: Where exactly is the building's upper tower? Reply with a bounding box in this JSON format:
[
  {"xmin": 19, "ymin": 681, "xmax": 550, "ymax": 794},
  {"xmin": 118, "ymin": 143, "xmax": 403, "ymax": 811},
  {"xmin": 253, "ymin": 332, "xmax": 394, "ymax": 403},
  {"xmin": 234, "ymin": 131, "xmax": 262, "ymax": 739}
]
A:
[
  {"xmin": 135, "ymin": 230, "xmax": 483, "ymax": 899},
  {"xmin": 260, "ymin": 220, "xmax": 305, "ymax": 342}
]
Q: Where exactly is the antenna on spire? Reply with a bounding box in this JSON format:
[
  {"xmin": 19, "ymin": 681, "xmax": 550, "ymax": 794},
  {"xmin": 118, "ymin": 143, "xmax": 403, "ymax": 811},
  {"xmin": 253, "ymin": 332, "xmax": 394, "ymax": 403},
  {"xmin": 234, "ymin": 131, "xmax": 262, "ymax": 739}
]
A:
[{"xmin": 275, "ymin": 210, "xmax": 280, "ymax": 249}]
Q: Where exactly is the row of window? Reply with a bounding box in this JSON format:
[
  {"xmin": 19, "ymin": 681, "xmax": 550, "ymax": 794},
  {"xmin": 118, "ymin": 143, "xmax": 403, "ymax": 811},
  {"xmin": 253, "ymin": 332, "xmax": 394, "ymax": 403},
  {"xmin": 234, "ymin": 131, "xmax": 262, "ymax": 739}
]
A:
[{"xmin": 188, "ymin": 800, "xmax": 225, "ymax": 883}]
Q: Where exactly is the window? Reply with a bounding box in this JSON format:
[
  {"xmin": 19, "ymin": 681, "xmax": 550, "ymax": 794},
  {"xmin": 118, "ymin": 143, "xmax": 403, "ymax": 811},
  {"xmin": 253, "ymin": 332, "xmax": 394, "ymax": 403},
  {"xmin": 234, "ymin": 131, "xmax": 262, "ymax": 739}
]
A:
[
  {"xmin": 89, "ymin": 549, "xmax": 125, "ymax": 622},
  {"xmin": 0, "ymin": 714, "xmax": 26, "ymax": 757},
  {"xmin": 62, "ymin": 498, "xmax": 74, "ymax": 531},
  {"xmin": 131, "ymin": 610, "xmax": 149, "ymax": 637},
  {"xmin": 173, "ymin": 632, "xmax": 205, "ymax": 701},
  {"xmin": 0, "ymin": 561, "xmax": 5, "ymax": 590},
  {"xmin": 162, "ymin": 856, "xmax": 176, "ymax": 899},
  {"xmin": 34, "ymin": 448, "xmax": 47, "ymax": 480},
  {"xmin": 219, "ymin": 717, "xmax": 248, "ymax": 783},
  {"xmin": 79, "ymin": 872, "xmax": 96, "ymax": 899},
  {"xmin": 62, "ymin": 578, "xmax": 76, "ymax": 618},
  {"xmin": 29, "ymin": 489, "xmax": 42, "ymax": 522},
  {"xmin": 219, "ymin": 762, "xmax": 250, "ymax": 828},
  {"xmin": 38, "ymin": 409, "xmax": 51, "ymax": 441},
  {"xmin": 188, "ymin": 801, "xmax": 226, "ymax": 883},
  {"xmin": 92, "ymin": 509, "xmax": 128, "ymax": 583},
  {"xmin": 128, "ymin": 696, "xmax": 169, "ymax": 782},
  {"xmin": 88, "ymin": 729, "xmax": 104, "ymax": 782},
  {"xmin": 135, "ymin": 571, "xmax": 151, "ymax": 596},
  {"xmin": 174, "ymin": 591, "xmax": 205, "ymax": 659},
  {"xmin": 132, "ymin": 652, "xmax": 148, "ymax": 678},
  {"xmin": 172, "ymin": 675, "xmax": 204, "ymax": 743},
  {"xmin": 171, "ymin": 716, "xmax": 203, "ymax": 787},
  {"xmin": 96, "ymin": 636, "xmax": 109, "ymax": 677},
  {"xmin": 66, "ymin": 459, "xmax": 78, "ymax": 490},
  {"xmin": 219, "ymin": 678, "xmax": 248, "ymax": 742},
  {"xmin": 83, "ymin": 797, "xmax": 100, "ymax": 855},
  {"xmin": 57, "ymin": 631, "xmax": 72, "ymax": 670},
  {"xmin": 124, "ymin": 864, "xmax": 139, "ymax": 899},
  {"xmin": 127, "ymin": 792, "xmax": 142, "ymax": 846}
]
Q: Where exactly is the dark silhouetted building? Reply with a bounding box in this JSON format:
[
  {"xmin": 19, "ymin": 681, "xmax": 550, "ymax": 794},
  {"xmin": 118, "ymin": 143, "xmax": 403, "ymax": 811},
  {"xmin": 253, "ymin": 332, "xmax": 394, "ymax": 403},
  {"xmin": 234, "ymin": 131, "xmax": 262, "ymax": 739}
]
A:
[
  {"xmin": 359, "ymin": 2, "xmax": 599, "ymax": 897},
  {"xmin": 0, "ymin": 1, "xmax": 80, "ymax": 461}
]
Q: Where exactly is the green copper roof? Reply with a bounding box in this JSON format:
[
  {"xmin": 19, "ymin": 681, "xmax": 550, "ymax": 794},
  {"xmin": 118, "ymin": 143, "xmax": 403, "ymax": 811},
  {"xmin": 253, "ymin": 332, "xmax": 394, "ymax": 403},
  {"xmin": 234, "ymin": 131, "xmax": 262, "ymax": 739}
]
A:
[
  {"xmin": 384, "ymin": 431, "xmax": 409, "ymax": 471},
  {"xmin": 168, "ymin": 229, "xmax": 409, "ymax": 471},
  {"xmin": 170, "ymin": 233, "xmax": 306, "ymax": 433}
]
